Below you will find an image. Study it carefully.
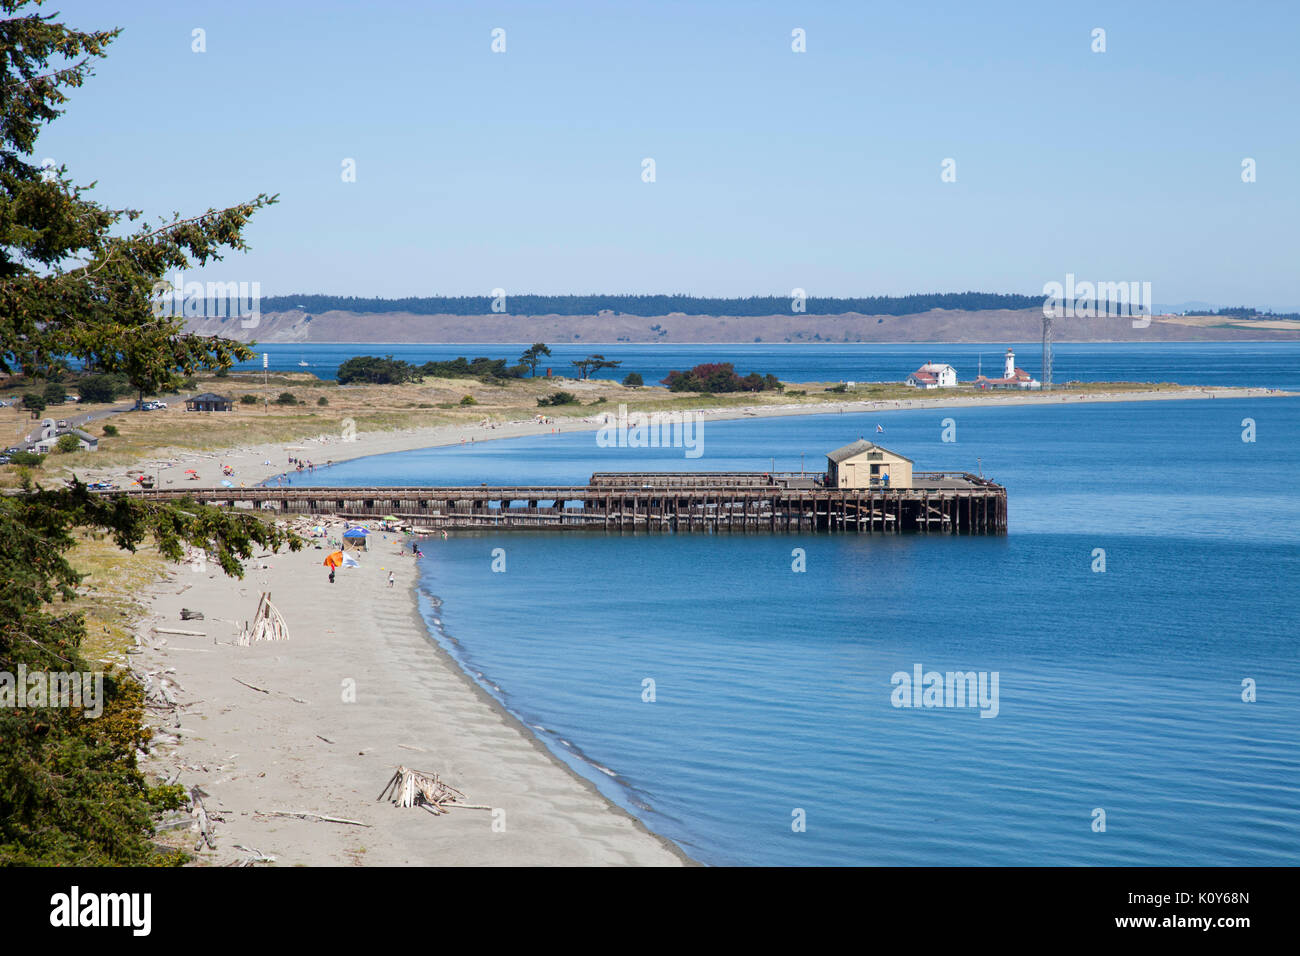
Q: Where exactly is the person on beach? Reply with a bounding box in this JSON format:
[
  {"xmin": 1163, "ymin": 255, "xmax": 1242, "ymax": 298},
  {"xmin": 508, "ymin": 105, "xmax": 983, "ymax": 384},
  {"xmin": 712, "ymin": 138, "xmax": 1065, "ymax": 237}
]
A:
[
  {"xmin": 388, "ymin": 571, "xmax": 395, "ymax": 588},
  {"xmin": 328, "ymin": 568, "xmax": 335, "ymax": 584}
]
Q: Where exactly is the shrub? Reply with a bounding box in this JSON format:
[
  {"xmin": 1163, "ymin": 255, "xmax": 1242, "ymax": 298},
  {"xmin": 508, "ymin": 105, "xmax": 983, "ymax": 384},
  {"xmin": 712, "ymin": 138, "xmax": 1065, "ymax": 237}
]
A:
[
  {"xmin": 22, "ymin": 392, "xmax": 45, "ymax": 414},
  {"xmin": 101, "ymin": 424, "xmax": 118, "ymax": 436},
  {"xmin": 537, "ymin": 391, "xmax": 578, "ymax": 407},
  {"xmin": 275, "ymin": 392, "xmax": 298, "ymax": 405},
  {"xmin": 9, "ymin": 450, "xmax": 44, "ymax": 466},
  {"xmin": 214, "ymin": 366, "xmax": 229, "ymax": 378},
  {"xmin": 825, "ymin": 383, "xmax": 848, "ymax": 393},
  {"xmin": 661, "ymin": 362, "xmax": 782, "ymax": 394},
  {"xmin": 239, "ymin": 394, "xmax": 258, "ymax": 405},
  {"xmin": 43, "ymin": 381, "xmax": 66, "ymax": 404},
  {"xmin": 622, "ymin": 372, "xmax": 643, "ymax": 387},
  {"xmin": 337, "ymin": 355, "xmax": 418, "ymax": 385},
  {"xmin": 316, "ymin": 395, "xmax": 329, "ymax": 406},
  {"xmin": 458, "ymin": 394, "xmax": 477, "ymax": 406},
  {"xmin": 55, "ymin": 433, "xmax": 80, "ymax": 453},
  {"xmin": 419, "ymin": 356, "xmax": 525, "ymax": 382},
  {"xmin": 77, "ymin": 374, "xmax": 119, "ymax": 404}
]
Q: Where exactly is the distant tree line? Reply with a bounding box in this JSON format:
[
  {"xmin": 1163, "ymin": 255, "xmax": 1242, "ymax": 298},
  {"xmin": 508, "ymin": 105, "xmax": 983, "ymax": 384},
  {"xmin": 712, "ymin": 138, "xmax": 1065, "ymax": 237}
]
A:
[
  {"xmin": 335, "ymin": 345, "xmax": 641, "ymax": 385},
  {"xmin": 1212, "ymin": 306, "xmax": 1300, "ymax": 321},
  {"xmin": 257, "ymin": 292, "xmax": 1044, "ymax": 317},
  {"xmin": 335, "ymin": 354, "xmax": 527, "ymax": 385},
  {"xmin": 8, "ymin": 371, "xmax": 189, "ymax": 417}
]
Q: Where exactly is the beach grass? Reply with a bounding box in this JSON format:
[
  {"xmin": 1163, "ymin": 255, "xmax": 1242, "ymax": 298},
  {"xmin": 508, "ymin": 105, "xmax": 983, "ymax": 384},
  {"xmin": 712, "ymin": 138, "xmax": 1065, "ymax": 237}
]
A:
[{"xmin": 64, "ymin": 533, "xmax": 167, "ymax": 664}]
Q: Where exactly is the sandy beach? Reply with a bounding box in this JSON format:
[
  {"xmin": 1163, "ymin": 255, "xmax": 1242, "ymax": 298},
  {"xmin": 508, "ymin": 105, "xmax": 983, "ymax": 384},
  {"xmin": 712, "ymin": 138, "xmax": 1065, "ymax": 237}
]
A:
[{"xmin": 136, "ymin": 522, "xmax": 687, "ymax": 865}]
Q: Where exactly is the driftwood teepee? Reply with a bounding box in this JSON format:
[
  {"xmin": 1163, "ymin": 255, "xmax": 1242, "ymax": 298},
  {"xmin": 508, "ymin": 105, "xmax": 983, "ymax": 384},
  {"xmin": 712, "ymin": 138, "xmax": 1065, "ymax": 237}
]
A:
[
  {"xmin": 237, "ymin": 592, "xmax": 289, "ymax": 646},
  {"xmin": 377, "ymin": 765, "xmax": 488, "ymax": 815}
]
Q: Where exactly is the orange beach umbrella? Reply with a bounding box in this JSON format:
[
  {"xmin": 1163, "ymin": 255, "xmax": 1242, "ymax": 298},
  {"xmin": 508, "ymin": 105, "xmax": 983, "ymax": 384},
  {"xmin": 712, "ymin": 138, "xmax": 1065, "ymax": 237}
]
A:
[{"xmin": 323, "ymin": 550, "xmax": 344, "ymax": 569}]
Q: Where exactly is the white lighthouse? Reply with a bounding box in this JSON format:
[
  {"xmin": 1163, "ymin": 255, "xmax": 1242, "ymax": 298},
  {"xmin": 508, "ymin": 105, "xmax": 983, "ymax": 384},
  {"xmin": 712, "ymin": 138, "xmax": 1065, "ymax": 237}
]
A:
[{"xmin": 975, "ymin": 346, "xmax": 1040, "ymax": 390}]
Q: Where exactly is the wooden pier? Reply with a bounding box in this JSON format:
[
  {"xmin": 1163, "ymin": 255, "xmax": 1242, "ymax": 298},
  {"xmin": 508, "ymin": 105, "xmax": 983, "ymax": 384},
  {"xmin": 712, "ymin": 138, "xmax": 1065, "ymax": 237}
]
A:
[{"xmin": 110, "ymin": 471, "xmax": 1008, "ymax": 535}]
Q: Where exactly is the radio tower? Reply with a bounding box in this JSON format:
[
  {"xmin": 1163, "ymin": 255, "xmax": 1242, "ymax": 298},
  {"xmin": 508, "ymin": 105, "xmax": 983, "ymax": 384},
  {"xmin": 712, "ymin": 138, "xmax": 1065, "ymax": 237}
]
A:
[{"xmin": 1041, "ymin": 310, "xmax": 1054, "ymax": 391}]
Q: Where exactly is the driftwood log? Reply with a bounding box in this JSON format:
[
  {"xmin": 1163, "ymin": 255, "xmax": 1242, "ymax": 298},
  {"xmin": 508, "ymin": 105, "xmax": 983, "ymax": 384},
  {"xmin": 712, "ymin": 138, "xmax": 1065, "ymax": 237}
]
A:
[
  {"xmin": 263, "ymin": 810, "xmax": 370, "ymax": 827},
  {"xmin": 190, "ymin": 786, "xmax": 217, "ymax": 851}
]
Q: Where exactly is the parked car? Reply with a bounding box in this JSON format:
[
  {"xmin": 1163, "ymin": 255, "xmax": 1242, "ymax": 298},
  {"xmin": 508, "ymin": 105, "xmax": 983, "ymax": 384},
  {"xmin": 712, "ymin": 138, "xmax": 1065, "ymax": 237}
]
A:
[{"xmin": 56, "ymin": 419, "xmax": 68, "ymax": 429}]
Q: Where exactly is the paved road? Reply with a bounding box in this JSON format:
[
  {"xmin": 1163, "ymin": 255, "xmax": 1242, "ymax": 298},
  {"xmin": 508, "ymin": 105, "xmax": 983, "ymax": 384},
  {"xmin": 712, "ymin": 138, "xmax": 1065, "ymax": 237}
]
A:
[{"xmin": 5, "ymin": 398, "xmax": 160, "ymax": 446}]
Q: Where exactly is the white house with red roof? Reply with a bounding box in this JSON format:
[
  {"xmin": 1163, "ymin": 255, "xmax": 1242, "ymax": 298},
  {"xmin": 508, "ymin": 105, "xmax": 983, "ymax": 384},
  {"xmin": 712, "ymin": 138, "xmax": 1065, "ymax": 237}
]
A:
[
  {"xmin": 905, "ymin": 361, "xmax": 957, "ymax": 389},
  {"xmin": 974, "ymin": 348, "xmax": 1041, "ymax": 390}
]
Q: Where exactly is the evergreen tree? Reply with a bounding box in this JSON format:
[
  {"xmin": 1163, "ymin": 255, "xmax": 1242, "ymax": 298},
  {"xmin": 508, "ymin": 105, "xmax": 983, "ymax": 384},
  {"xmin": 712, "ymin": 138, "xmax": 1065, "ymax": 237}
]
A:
[
  {"xmin": 519, "ymin": 342, "xmax": 551, "ymax": 376},
  {"xmin": 0, "ymin": 0, "xmax": 299, "ymax": 865}
]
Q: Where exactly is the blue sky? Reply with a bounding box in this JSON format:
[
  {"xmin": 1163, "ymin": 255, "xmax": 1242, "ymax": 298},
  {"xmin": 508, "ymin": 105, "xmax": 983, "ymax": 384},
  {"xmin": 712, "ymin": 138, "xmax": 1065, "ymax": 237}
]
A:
[{"xmin": 34, "ymin": 0, "xmax": 1300, "ymax": 308}]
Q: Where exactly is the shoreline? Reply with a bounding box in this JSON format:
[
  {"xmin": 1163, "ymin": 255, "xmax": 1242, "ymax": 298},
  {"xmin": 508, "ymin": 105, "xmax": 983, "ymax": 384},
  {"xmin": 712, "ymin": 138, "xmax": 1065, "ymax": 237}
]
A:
[
  {"xmin": 78, "ymin": 386, "xmax": 1289, "ymax": 490},
  {"xmin": 123, "ymin": 384, "xmax": 1285, "ymax": 866},
  {"xmin": 136, "ymin": 522, "xmax": 689, "ymax": 865},
  {"xmin": 412, "ymin": 580, "xmax": 688, "ymax": 858}
]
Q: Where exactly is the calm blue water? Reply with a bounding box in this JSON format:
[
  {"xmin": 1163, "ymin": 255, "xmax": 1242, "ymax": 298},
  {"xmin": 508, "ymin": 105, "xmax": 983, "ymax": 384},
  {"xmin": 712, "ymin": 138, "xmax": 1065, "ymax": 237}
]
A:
[
  {"xmin": 314, "ymin": 398, "xmax": 1300, "ymax": 865},
  {"xmin": 239, "ymin": 341, "xmax": 1300, "ymax": 390}
]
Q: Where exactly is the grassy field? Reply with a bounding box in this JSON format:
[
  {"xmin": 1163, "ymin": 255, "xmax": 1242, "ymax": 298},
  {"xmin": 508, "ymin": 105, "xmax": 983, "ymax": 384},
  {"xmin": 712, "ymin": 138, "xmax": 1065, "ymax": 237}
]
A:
[
  {"xmin": 0, "ymin": 370, "xmax": 1230, "ymax": 487},
  {"xmin": 64, "ymin": 533, "xmax": 168, "ymax": 664}
]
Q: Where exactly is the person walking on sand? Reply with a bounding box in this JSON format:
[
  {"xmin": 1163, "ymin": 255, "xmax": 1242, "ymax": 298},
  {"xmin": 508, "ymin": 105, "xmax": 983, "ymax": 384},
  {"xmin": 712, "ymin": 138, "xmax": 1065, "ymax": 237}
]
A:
[
  {"xmin": 388, "ymin": 571, "xmax": 395, "ymax": 588},
  {"xmin": 328, "ymin": 568, "xmax": 335, "ymax": 584}
]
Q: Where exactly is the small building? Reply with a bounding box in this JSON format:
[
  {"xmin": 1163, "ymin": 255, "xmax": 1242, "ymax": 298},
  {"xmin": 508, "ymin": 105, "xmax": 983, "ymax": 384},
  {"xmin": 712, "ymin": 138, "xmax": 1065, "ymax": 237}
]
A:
[
  {"xmin": 975, "ymin": 349, "xmax": 1040, "ymax": 390},
  {"xmin": 30, "ymin": 424, "xmax": 98, "ymax": 453},
  {"xmin": 905, "ymin": 362, "xmax": 957, "ymax": 389},
  {"xmin": 825, "ymin": 439, "xmax": 913, "ymax": 490},
  {"xmin": 185, "ymin": 392, "xmax": 234, "ymax": 412}
]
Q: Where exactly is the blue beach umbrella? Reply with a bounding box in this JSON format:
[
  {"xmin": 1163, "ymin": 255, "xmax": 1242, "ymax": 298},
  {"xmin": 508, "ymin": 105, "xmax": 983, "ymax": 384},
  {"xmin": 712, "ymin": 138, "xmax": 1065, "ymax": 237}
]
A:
[{"xmin": 342, "ymin": 527, "xmax": 369, "ymax": 539}]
